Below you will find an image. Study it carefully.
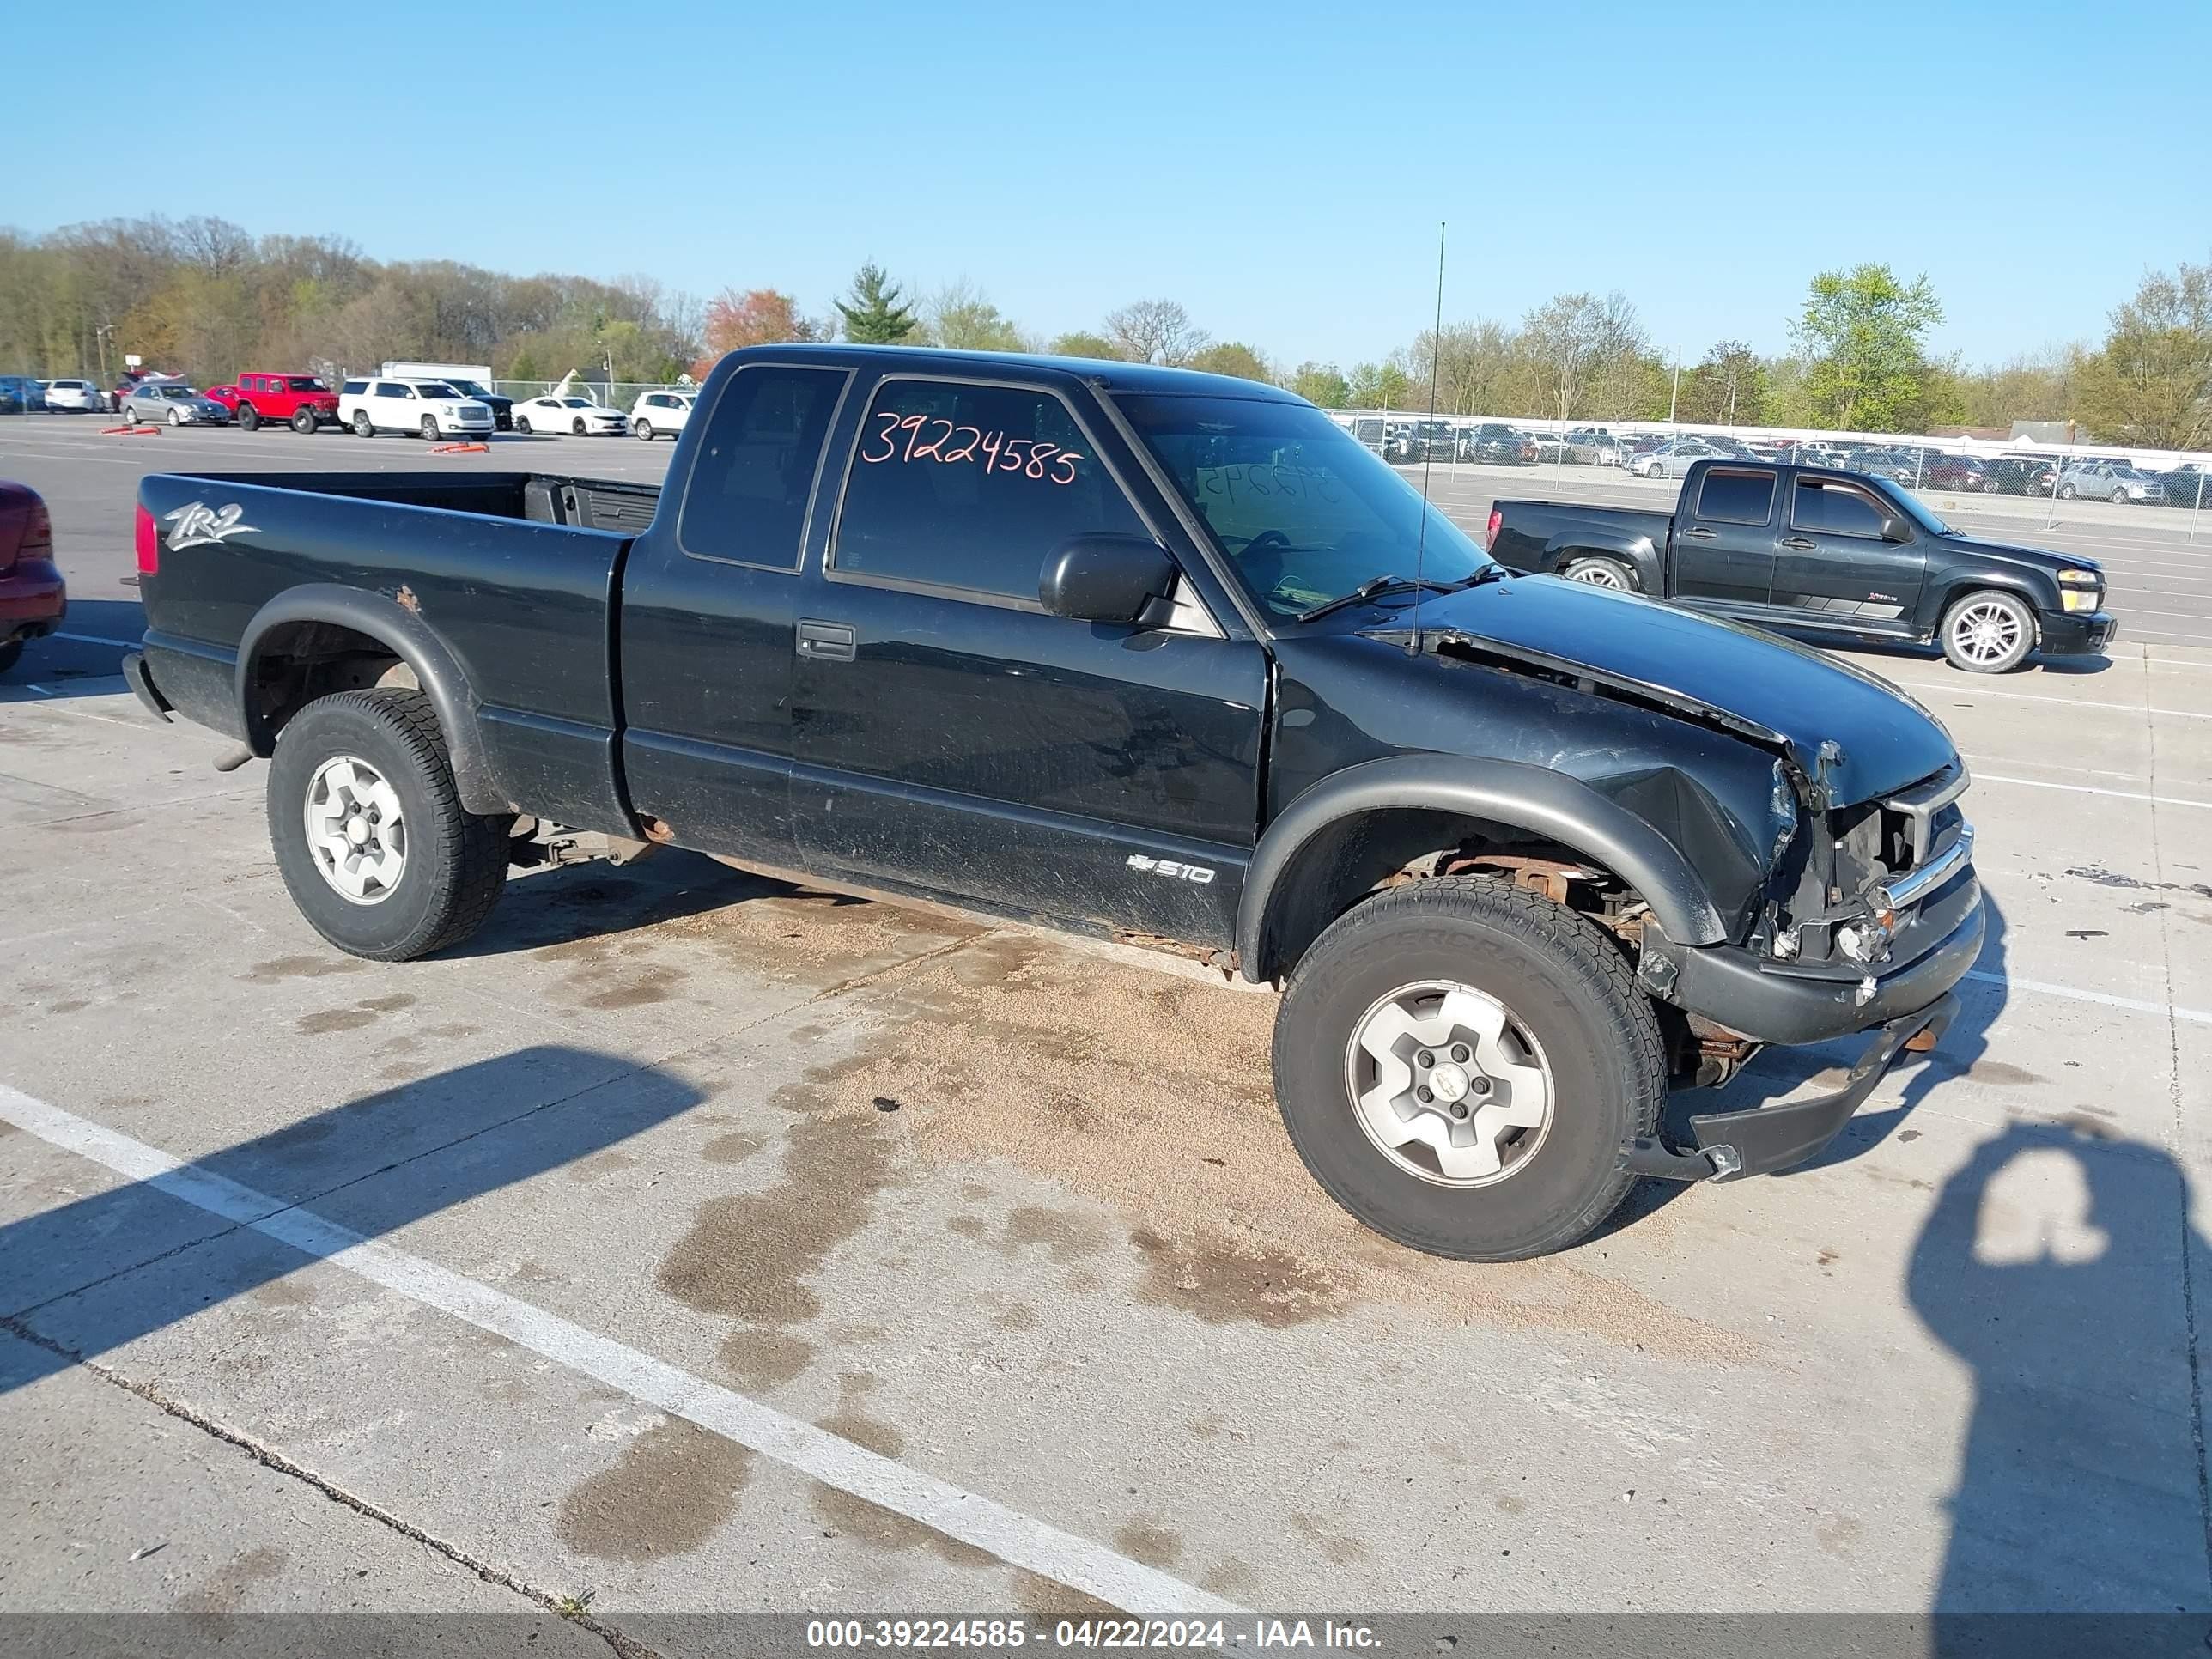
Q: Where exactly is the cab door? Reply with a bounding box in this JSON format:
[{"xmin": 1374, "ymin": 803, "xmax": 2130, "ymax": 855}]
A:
[
  {"xmin": 789, "ymin": 370, "xmax": 1268, "ymax": 946},
  {"xmin": 1771, "ymin": 473, "xmax": 1926, "ymax": 635},
  {"xmin": 1668, "ymin": 465, "xmax": 1779, "ymax": 611}
]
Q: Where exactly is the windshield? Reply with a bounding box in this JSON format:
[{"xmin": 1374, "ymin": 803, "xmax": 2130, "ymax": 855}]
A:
[
  {"xmin": 445, "ymin": 380, "xmax": 489, "ymax": 396},
  {"xmin": 1866, "ymin": 474, "xmax": 1951, "ymax": 537},
  {"xmin": 416, "ymin": 383, "xmax": 461, "ymax": 398},
  {"xmin": 1115, "ymin": 394, "xmax": 1492, "ymax": 621},
  {"xmin": 155, "ymin": 386, "xmax": 197, "ymax": 398},
  {"xmin": 562, "ymin": 398, "xmax": 592, "ymax": 408}
]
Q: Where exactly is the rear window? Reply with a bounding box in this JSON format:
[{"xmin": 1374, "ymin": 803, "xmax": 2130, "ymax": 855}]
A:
[
  {"xmin": 1791, "ymin": 478, "xmax": 1886, "ymax": 538},
  {"xmin": 678, "ymin": 365, "xmax": 848, "ymax": 568},
  {"xmin": 1694, "ymin": 468, "xmax": 1776, "ymax": 526}
]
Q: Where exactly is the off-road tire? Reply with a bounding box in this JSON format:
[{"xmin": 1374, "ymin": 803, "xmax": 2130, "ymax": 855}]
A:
[
  {"xmin": 1273, "ymin": 874, "xmax": 1665, "ymax": 1261},
  {"xmin": 237, "ymin": 402, "xmax": 261, "ymax": 432},
  {"xmin": 292, "ymin": 407, "xmax": 318, "ymax": 434},
  {"xmin": 267, "ymin": 690, "xmax": 512, "ymax": 960}
]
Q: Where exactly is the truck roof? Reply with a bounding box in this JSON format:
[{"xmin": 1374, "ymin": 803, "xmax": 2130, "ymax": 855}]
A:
[{"xmin": 725, "ymin": 343, "xmax": 1307, "ymax": 404}]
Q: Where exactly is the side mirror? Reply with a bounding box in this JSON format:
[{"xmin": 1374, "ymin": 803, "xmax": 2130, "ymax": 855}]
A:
[
  {"xmin": 1881, "ymin": 514, "xmax": 1913, "ymax": 544},
  {"xmin": 1038, "ymin": 533, "xmax": 1177, "ymax": 625}
]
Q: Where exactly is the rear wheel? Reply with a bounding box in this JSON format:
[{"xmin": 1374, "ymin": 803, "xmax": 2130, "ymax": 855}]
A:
[
  {"xmin": 1940, "ymin": 589, "xmax": 2037, "ymax": 674},
  {"xmin": 1561, "ymin": 556, "xmax": 1638, "ymax": 592},
  {"xmin": 1273, "ymin": 876, "xmax": 1663, "ymax": 1261},
  {"xmin": 267, "ymin": 690, "xmax": 513, "ymax": 961},
  {"xmin": 237, "ymin": 402, "xmax": 261, "ymax": 432},
  {"xmin": 353, "ymin": 410, "xmax": 374, "ymax": 438}
]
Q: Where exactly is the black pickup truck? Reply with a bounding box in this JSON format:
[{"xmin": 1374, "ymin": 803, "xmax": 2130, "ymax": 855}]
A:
[
  {"xmin": 1488, "ymin": 458, "xmax": 2115, "ymax": 672},
  {"xmin": 125, "ymin": 346, "xmax": 1983, "ymax": 1262}
]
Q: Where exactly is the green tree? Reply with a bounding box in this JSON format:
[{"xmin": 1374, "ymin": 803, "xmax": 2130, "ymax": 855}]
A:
[
  {"xmin": 926, "ymin": 280, "xmax": 1027, "ymax": 352},
  {"xmin": 1188, "ymin": 341, "xmax": 1273, "ymax": 383},
  {"xmin": 1287, "ymin": 361, "xmax": 1351, "ymax": 406},
  {"xmin": 1047, "ymin": 330, "xmax": 1126, "ymax": 361},
  {"xmin": 2075, "ymin": 258, "xmax": 2212, "ymax": 450},
  {"xmin": 1346, "ymin": 360, "xmax": 1413, "ymax": 410},
  {"xmin": 1674, "ymin": 340, "xmax": 1771, "ymax": 427},
  {"xmin": 1790, "ymin": 264, "xmax": 1944, "ymax": 432},
  {"xmin": 836, "ymin": 262, "xmax": 917, "ymax": 344}
]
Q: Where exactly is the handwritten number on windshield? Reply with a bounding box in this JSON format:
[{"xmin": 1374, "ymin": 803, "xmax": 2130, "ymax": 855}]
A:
[{"xmin": 861, "ymin": 411, "xmax": 1082, "ymax": 485}]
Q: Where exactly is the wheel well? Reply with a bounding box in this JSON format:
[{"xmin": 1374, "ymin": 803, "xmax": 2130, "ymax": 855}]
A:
[
  {"xmin": 1254, "ymin": 808, "xmax": 1649, "ymax": 982},
  {"xmin": 247, "ymin": 622, "xmax": 418, "ymax": 742}
]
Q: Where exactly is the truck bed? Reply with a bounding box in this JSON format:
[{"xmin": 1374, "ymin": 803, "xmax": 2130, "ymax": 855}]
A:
[{"xmin": 134, "ymin": 470, "xmax": 663, "ymax": 833}]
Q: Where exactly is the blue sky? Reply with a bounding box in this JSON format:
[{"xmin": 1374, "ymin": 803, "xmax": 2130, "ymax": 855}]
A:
[{"xmin": 13, "ymin": 2, "xmax": 2208, "ymax": 369}]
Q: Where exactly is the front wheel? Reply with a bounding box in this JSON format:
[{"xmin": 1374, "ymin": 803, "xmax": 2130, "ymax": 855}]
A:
[
  {"xmin": 168, "ymin": 408, "xmax": 184, "ymax": 427},
  {"xmin": 292, "ymin": 408, "xmax": 318, "ymax": 434},
  {"xmin": 421, "ymin": 416, "xmax": 439, "ymax": 440},
  {"xmin": 2109, "ymin": 487, "xmax": 2129, "ymax": 505},
  {"xmin": 1560, "ymin": 556, "xmax": 1638, "ymax": 591},
  {"xmin": 572, "ymin": 416, "xmax": 587, "ymax": 434},
  {"xmin": 634, "ymin": 420, "xmax": 653, "ymax": 441},
  {"xmin": 2057, "ymin": 483, "xmax": 2076, "ymax": 500},
  {"xmin": 267, "ymin": 690, "xmax": 513, "ymax": 960},
  {"xmin": 237, "ymin": 403, "xmax": 261, "ymax": 432},
  {"xmin": 515, "ymin": 416, "xmax": 532, "ymax": 434},
  {"xmin": 1273, "ymin": 875, "xmax": 1664, "ymax": 1261},
  {"xmin": 1940, "ymin": 589, "xmax": 2037, "ymax": 674}
]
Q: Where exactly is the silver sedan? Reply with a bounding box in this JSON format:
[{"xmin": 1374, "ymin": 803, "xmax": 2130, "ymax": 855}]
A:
[{"xmin": 122, "ymin": 384, "xmax": 231, "ymax": 427}]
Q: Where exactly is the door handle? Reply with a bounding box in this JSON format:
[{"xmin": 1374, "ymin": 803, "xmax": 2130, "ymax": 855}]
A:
[
  {"xmin": 1781, "ymin": 536, "xmax": 1816, "ymax": 550},
  {"xmin": 1681, "ymin": 526, "xmax": 1717, "ymax": 539},
  {"xmin": 796, "ymin": 618, "xmax": 857, "ymax": 662}
]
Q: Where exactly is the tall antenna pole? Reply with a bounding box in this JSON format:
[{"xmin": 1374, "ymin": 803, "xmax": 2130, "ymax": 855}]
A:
[{"xmin": 1407, "ymin": 221, "xmax": 1447, "ymax": 655}]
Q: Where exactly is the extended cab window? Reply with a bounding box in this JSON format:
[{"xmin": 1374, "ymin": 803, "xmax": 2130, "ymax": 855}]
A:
[
  {"xmin": 341, "ymin": 380, "xmax": 368, "ymax": 396},
  {"xmin": 679, "ymin": 365, "xmax": 846, "ymax": 568},
  {"xmin": 830, "ymin": 380, "xmax": 1146, "ymax": 601},
  {"xmin": 1791, "ymin": 477, "xmax": 1886, "ymax": 538},
  {"xmin": 1694, "ymin": 468, "xmax": 1776, "ymax": 526}
]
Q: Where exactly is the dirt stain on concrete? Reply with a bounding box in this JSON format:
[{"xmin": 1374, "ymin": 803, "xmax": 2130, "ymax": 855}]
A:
[
  {"xmin": 178, "ymin": 1545, "xmax": 287, "ymax": 1617},
  {"xmin": 1496, "ymin": 1493, "xmax": 1526, "ymax": 1516},
  {"xmin": 574, "ymin": 960, "xmax": 687, "ymax": 1010},
  {"xmin": 815, "ymin": 1487, "xmax": 994, "ymax": 1567},
  {"xmin": 242, "ymin": 955, "xmax": 368, "ymax": 983},
  {"xmin": 249, "ymin": 1279, "xmax": 314, "ymax": 1310},
  {"xmin": 1110, "ymin": 1519, "xmax": 1183, "ymax": 1570},
  {"xmin": 1818, "ymin": 1515, "xmax": 1863, "ymax": 1557},
  {"xmin": 1007, "ymin": 1569, "xmax": 1122, "ymax": 1618},
  {"xmin": 658, "ymin": 1070, "xmax": 896, "ymax": 1328},
  {"xmin": 1291, "ymin": 1512, "xmax": 1368, "ymax": 1566},
  {"xmin": 1967, "ymin": 1060, "xmax": 2042, "ymax": 1087},
  {"xmin": 556, "ymin": 1418, "xmax": 753, "ymax": 1562},
  {"xmin": 1005, "ymin": 1205, "xmax": 1109, "ymax": 1263},
  {"xmin": 817, "ymin": 1373, "xmax": 903, "ymax": 1457},
  {"xmin": 568, "ymin": 1149, "xmax": 637, "ymax": 1185},
  {"xmin": 720, "ymin": 1328, "xmax": 815, "ymax": 1390},
  {"xmin": 295, "ymin": 994, "xmax": 415, "ymax": 1036},
  {"xmin": 702, "ymin": 1128, "xmax": 768, "ymax": 1164},
  {"xmin": 1127, "ymin": 1225, "xmax": 1351, "ymax": 1328}
]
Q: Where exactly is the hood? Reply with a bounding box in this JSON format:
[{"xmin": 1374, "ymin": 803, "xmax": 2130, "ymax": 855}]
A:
[
  {"xmin": 1366, "ymin": 575, "xmax": 1956, "ymax": 807},
  {"xmin": 1941, "ymin": 532, "xmax": 2089, "ymax": 577}
]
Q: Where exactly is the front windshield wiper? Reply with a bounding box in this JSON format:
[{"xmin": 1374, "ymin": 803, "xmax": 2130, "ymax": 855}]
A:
[
  {"xmin": 1295, "ymin": 565, "xmax": 1512, "ymax": 625},
  {"xmin": 1296, "ymin": 574, "xmax": 1462, "ymax": 624}
]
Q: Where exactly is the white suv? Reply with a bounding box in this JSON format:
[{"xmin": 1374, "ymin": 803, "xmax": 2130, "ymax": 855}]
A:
[
  {"xmin": 629, "ymin": 390, "xmax": 695, "ymax": 441},
  {"xmin": 43, "ymin": 378, "xmax": 101, "ymax": 412},
  {"xmin": 338, "ymin": 378, "xmax": 495, "ymax": 441}
]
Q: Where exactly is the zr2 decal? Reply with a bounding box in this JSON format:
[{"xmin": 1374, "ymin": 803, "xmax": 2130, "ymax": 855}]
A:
[
  {"xmin": 1127, "ymin": 854, "xmax": 1215, "ymax": 884},
  {"xmin": 163, "ymin": 501, "xmax": 258, "ymax": 550}
]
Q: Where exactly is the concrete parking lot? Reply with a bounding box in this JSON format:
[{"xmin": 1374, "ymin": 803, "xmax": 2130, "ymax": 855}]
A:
[{"xmin": 3, "ymin": 412, "xmax": 2210, "ymax": 1640}]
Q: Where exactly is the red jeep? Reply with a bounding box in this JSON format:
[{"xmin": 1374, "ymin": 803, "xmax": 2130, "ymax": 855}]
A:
[{"xmin": 207, "ymin": 372, "xmax": 341, "ymax": 433}]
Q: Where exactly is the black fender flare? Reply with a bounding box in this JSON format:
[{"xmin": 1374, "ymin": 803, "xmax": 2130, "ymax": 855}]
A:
[
  {"xmin": 1545, "ymin": 529, "xmax": 1661, "ymax": 592},
  {"xmin": 235, "ymin": 584, "xmax": 502, "ymax": 813},
  {"xmin": 1235, "ymin": 753, "xmax": 1728, "ymax": 982},
  {"xmin": 1918, "ymin": 570, "xmax": 2055, "ymax": 640}
]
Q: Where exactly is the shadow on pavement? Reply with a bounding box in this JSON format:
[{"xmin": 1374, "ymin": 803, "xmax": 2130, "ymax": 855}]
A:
[
  {"xmin": 1, "ymin": 597, "xmax": 146, "ymax": 699},
  {"xmin": 1908, "ymin": 1119, "xmax": 2209, "ymax": 1626},
  {"xmin": 0, "ymin": 1046, "xmax": 703, "ymax": 1396}
]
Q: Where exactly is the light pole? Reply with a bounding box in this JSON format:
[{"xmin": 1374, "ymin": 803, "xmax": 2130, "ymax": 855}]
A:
[{"xmin": 1668, "ymin": 351, "xmax": 1681, "ymax": 432}]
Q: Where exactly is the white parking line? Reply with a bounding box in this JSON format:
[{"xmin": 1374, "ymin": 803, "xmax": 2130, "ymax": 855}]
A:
[
  {"xmin": 1976, "ymin": 774, "xmax": 2212, "ymax": 809},
  {"xmin": 1874, "ymin": 682, "xmax": 2210, "ymax": 720},
  {"xmin": 0, "ymin": 1085, "xmax": 1237, "ymax": 1617},
  {"xmin": 1965, "ymin": 970, "xmax": 2209, "ymax": 1026}
]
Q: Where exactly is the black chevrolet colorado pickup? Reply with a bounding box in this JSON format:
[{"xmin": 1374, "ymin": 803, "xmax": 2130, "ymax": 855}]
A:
[
  {"xmin": 1488, "ymin": 458, "xmax": 2115, "ymax": 672},
  {"xmin": 125, "ymin": 347, "xmax": 1984, "ymax": 1261}
]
